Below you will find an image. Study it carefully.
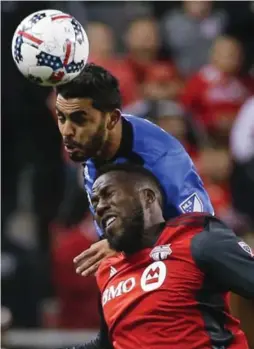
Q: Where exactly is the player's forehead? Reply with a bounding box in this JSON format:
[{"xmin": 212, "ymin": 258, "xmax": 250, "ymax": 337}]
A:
[
  {"xmin": 92, "ymin": 172, "xmax": 130, "ymax": 194},
  {"xmin": 55, "ymin": 95, "xmax": 94, "ymax": 114}
]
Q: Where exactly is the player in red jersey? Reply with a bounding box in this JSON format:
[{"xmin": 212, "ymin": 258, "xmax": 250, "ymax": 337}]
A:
[{"xmin": 64, "ymin": 163, "xmax": 254, "ymax": 349}]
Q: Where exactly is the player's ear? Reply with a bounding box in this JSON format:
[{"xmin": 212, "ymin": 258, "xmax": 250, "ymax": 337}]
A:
[
  {"xmin": 142, "ymin": 188, "xmax": 156, "ymax": 208},
  {"xmin": 107, "ymin": 109, "xmax": 121, "ymax": 130}
]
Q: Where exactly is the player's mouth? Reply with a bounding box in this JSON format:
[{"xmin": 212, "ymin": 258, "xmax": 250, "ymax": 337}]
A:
[
  {"xmin": 64, "ymin": 145, "xmax": 81, "ymax": 153},
  {"xmin": 101, "ymin": 215, "xmax": 117, "ymax": 231},
  {"xmin": 64, "ymin": 141, "xmax": 83, "ymax": 153}
]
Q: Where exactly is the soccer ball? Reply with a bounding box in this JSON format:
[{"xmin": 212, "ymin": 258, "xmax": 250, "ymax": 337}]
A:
[{"xmin": 11, "ymin": 9, "xmax": 89, "ymax": 86}]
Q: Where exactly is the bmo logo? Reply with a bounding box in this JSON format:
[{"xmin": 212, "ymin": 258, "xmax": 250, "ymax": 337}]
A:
[
  {"xmin": 102, "ymin": 262, "xmax": 167, "ymax": 306},
  {"xmin": 102, "ymin": 277, "xmax": 135, "ymax": 306},
  {"xmin": 140, "ymin": 261, "xmax": 167, "ymax": 292}
]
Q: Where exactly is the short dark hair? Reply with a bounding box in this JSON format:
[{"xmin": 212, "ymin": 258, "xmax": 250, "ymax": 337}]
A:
[
  {"xmin": 56, "ymin": 63, "xmax": 122, "ymax": 112},
  {"xmin": 96, "ymin": 163, "xmax": 165, "ymax": 208}
]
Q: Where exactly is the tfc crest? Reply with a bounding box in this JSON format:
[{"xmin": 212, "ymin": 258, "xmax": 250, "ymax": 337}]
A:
[{"xmin": 150, "ymin": 244, "xmax": 172, "ymax": 261}]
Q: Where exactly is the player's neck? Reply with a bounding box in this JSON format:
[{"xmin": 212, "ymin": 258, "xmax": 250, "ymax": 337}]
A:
[
  {"xmin": 101, "ymin": 118, "xmax": 122, "ymax": 161},
  {"xmin": 142, "ymin": 221, "xmax": 166, "ymax": 248},
  {"xmin": 123, "ymin": 221, "xmax": 165, "ymax": 256}
]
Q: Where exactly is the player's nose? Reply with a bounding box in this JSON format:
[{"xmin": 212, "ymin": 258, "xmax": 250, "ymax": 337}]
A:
[
  {"xmin": 96, "ymin": 199, "xmax": 110, "ymax": 219},
  {"xmin": 62, "ymin": 120, "xmax": 75, "ymax": 137}
]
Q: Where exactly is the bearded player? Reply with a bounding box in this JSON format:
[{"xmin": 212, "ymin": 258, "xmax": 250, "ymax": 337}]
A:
[
  {"xmin": 63, "ymin": 163, "xmax": 254, "ymax": 349},
  {"xmin": 55, "ymin": 63, "xmax": 214, "ymax": 276}
]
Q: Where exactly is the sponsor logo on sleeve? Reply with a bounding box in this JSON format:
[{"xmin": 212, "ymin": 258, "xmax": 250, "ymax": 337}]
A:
[
  {"xmin": 179, "ymin": 193, "xmax": 203, "ymax": 213},
  {"xmin": 238, "ymin": 241, "xmax": 254, "ymax": 257}
]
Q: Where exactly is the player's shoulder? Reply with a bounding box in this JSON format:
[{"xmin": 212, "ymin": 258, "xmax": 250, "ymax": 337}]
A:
[
  {"xmin": 158, "ymin": 213, "xmax": 224, "ymax": 245},
  {"xmin": 166, "ymin": 212, "xmax": 213, "ymax": 227},
  {"xmin": 97, "ymin": 253, "xmax": 125, "ymax": 281},
  {"xmin": 124, "ymin": 114, "xmax": 177, "ymax": 146},
  {"xmin": 123, "ymin": 114, "xmax": 185, "ymax": 162},
  {"xmin": 100, "ymin": 252, "xmax": 124, "ymax": 268}
]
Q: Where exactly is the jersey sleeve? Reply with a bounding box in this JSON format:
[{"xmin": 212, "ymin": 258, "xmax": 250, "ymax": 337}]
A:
[
  {"xmin": 191, "ymin": 217, "xmax": 254, "ymax": 299},
  {"xmin": 146, "ymin": 149, "xmax": 214, "ymax": 218}
]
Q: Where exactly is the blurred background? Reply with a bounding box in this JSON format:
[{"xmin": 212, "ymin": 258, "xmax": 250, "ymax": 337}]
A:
[{"xmin": 1, "ymin": 1, "xmax": 254, "ymax": 348}]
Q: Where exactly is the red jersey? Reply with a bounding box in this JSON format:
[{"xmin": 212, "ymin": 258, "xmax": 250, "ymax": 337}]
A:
[
  {"xmin": 181, "ymin": 65, "xmax": 253, "ymax": 131},
  {"xmin": 95, "ymin": 214, "xmax": 253, "ymax": 349}
]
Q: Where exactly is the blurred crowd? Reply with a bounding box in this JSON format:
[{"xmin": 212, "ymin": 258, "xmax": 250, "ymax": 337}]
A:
[{"xmin": 1, "ymin": 0, "xmax": 254, "ymax": 341}]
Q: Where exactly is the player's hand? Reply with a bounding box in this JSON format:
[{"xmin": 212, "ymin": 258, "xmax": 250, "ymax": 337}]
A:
[{"xmin": 74, "ymin": 239, "xmax": 116, "ymax": 277}]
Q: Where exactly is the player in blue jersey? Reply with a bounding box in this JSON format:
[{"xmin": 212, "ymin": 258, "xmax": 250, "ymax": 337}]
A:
[{"xmin": 55, "ymin": 63, "xmax": 214, "ymax": 277}]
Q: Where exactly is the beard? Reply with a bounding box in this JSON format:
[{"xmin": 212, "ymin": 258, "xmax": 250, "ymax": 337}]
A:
[
  {"xmin": 69, "ymin": 120, "xmax": 107, "ymax": 162},
  {"xmin": 107, "ymin": 202, "xmax": 145, "ymax": 255}
]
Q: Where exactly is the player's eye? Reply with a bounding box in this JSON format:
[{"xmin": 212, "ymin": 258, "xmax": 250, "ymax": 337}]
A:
[
  {"xmin": 91, "ymin": 199, "xmax": 98, "ymax": 210},
  {"xmin": 70, "ymin": 112, "xmax": 86, "ymax": 126},
  {"xmin": 57, "ymin": 115, "xmax": 65, "ymax": 124},
  {"xmin": 106, "ymin": 190, "xmax": 116, "ymax": 199},
  {"xmin": 91, "ymin": 194, "xmax": 98, "ymax": 206}
]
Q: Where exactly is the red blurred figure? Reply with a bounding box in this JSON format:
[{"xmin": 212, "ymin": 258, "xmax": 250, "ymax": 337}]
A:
[
  {"xmin": 52, "ymin": 213, "xmax": 100, "ymax": 329},
  {"xmin": 143, "ymin": 62, "xmax": 183, "ymax": 101},
  {"xmin": 181, "ymin": 36, "xmax": 253, "ymax": 139}
]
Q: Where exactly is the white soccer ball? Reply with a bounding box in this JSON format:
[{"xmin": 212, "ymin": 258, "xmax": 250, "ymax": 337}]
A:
[{"xmin": 11, "ymin": 9, "xmax": 89, "ymax": 86}]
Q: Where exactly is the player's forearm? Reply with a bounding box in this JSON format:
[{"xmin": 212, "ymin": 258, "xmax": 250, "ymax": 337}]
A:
[
  {"xmin": 63, "ymin": 339, "xmax": 108, "ymax": 349},
  {"xmin": 62, "ymin": 342, "xmax": 97, "ymax": 349},
  {"xmin": 62, "ymin": 322, "xmax": 113, "ymax": 349},
  {"xmin": 62, "ymin": 331, "xmax": 113, "ymax": 349}
]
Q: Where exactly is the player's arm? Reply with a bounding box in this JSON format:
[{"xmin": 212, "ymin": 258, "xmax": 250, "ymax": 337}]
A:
[
  {"xmin": 147, "ymin": 148, "xmax": 214, "ymax": 217},
  {"xmin": 63, "ymin": 337, "xmax": 111, "ymax": 349},
  {"xmin": 191, "ymin": 217, "xmax": 254, "ymax": 298},
  {"xmin": 63, "ymin": 341, "xmax": 102, "ymax": 349},
  {"xmin": 63, "ymin": 330, "xmax": 111, "ymax": 349},
  {"xmin": 74, "ymin": 239, "xmax": 115, "ymax": 277}
]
